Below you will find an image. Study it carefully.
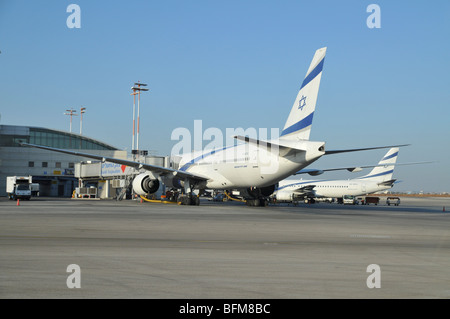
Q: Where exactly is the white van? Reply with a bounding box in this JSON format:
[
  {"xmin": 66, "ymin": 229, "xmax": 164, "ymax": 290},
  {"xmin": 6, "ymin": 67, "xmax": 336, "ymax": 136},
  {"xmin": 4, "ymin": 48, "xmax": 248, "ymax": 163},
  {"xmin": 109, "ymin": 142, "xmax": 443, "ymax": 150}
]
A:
[{"xmin": 343, "ymin": 195, "xmax": 357, "ymax": 205}]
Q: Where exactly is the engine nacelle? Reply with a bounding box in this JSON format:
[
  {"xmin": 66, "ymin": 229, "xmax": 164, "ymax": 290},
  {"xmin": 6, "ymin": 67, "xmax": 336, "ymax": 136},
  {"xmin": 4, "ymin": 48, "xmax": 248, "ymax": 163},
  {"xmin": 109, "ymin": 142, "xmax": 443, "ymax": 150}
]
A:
[
  {"xmin": 161, "ymin": 175, "xmax": 183, "ymax": 189},
  {"xmin": 132, "ymin": 173, "xmax": 160, "ymax": 196},
  {"xmin": 274, "ymin": 191, "xmax": 293, "ymax": 202},
  {"xmin": 308, "ymin": 170, "xmax": 324, "ymax": 176},
  {"xmin": 160, "ymin": 175, "xmax": 207, "ymax": 191}
]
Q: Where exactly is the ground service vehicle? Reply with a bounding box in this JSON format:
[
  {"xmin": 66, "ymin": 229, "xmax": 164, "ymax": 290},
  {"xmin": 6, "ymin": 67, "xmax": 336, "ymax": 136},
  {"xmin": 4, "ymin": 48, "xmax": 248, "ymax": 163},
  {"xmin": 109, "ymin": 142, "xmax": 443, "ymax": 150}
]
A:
[
  {"xmin": 6, "ymin": 176, "xmax": 32, "ymax": 200},
  {"xmin": 364, "ymin": 196, "xmax": 380, "ymax": 205},
  {"xmin": 386, "ymin": 197, "xmax": 400, "ymax": 206},
  {"xmin": 343, "ymin": 195, "xmax": 358, "ymax": 205}
]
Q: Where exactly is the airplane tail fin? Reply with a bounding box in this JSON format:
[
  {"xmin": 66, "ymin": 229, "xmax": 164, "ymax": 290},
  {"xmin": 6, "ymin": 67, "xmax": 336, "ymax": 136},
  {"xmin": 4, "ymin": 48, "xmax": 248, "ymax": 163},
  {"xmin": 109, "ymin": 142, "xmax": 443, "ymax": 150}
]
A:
[
  {"xmin": 280, "ymin": 47, "xmax": 326, "ymax": 140},
  {"xmin": 359, "ymin": 147, "xmax": 399, "ymax": 182}
]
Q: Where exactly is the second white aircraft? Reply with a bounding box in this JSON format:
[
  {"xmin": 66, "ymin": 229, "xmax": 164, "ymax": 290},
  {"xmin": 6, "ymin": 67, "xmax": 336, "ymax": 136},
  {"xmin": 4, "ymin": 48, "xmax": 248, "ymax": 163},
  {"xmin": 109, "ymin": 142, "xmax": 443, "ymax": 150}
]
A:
[{"xmin": 274, "ymin": 147, "xmax": 401, "ymax": 203}]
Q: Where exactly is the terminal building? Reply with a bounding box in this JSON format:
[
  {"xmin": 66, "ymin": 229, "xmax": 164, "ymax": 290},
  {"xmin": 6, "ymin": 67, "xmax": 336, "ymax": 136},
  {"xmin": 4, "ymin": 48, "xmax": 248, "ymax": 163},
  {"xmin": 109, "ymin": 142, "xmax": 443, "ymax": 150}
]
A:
[{"xmin": 0, "ymin": 124, "xmax": 130, "ymax": 197}]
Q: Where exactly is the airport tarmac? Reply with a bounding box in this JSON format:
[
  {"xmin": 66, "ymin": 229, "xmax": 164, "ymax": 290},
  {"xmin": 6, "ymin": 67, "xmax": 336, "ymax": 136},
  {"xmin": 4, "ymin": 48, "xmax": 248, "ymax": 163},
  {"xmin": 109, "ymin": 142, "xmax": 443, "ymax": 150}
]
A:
[{"xmin": 1, "ymin": 196, "xmax": 450, "ymax": 299}]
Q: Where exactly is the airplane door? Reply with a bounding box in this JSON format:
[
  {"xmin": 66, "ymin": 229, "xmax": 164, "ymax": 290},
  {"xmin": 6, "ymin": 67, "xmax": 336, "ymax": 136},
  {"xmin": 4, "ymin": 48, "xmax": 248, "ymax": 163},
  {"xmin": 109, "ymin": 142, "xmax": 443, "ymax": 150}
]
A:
[
  {"xmin": 250, "ymin": 147, "xmax": 258, "ymax": 168},
  {"xmin": 361, "ymin": 183, "xmax": 366, "ymax": 193}
]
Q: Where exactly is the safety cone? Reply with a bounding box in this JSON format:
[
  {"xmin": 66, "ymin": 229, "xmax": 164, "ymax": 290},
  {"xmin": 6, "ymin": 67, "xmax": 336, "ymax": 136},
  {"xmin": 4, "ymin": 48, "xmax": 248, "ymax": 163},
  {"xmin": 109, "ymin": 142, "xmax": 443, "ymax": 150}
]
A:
[{"xmin": 17, "ymin": 199, "xmax": 20, "ymax": 206}]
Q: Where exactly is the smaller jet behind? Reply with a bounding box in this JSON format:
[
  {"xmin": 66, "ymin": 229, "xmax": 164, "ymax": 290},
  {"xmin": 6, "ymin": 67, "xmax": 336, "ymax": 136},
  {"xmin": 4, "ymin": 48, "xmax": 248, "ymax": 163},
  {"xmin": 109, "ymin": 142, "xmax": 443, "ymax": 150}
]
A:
[{"xmin": 274, "ymin": 148, "xmax": 424, "ymax": 203}]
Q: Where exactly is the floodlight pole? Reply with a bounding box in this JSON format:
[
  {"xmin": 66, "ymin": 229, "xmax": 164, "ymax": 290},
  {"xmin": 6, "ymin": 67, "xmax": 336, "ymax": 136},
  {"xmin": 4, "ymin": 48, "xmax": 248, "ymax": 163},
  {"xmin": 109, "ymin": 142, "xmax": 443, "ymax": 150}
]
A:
[
  {"xmin": 131, "ymin": 90, "xmax": 137, "ymax": 159},
  {"xmin": 131, "ymin": 82, "xmax": 149, "ymax": 160},
  {"xmin": 136, "ymin": 82, "xmax": 149, "ymax": 152},
  {"xmin": 80, "ymin": 107, "xmax": 86, "ymax": 135},
  {"xmin": 64, "ymin": 108, "xmax": 78, "ymax": 133}
]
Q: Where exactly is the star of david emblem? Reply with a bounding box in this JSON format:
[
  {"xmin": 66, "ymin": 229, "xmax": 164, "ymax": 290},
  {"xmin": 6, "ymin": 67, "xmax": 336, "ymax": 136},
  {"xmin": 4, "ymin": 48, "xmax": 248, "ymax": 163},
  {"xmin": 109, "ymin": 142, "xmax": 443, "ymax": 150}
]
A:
[{"xmin": 298, "ymin": 95, "xmax": 307, "ymax": 110}]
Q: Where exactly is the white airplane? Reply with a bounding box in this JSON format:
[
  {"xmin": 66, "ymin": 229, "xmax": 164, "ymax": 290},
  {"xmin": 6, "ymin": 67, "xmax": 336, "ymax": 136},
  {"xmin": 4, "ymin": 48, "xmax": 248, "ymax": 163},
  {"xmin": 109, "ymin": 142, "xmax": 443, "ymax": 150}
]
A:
[
  {"xmin": 274, "ymin": 147, "xmax": 410, "ymax": 203},
  {"xmin": 22, "ymin": 47, "xmax": 406, "ymax": 206}
]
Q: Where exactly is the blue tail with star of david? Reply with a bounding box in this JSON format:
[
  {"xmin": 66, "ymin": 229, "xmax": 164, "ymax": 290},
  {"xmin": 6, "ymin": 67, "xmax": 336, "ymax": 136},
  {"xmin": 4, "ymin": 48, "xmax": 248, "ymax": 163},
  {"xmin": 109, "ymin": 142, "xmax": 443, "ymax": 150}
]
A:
[{"xmin": 280, "ymin": 47, "xmax": 326, "ymax": 140}]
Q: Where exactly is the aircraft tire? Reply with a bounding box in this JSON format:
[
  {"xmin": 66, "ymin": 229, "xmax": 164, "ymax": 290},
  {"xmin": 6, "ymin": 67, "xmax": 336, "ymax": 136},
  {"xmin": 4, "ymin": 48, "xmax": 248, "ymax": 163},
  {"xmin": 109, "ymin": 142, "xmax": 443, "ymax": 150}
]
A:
[
  {"xmin": 246, "ymin": 199, "xmax": 259, "ymax": 206},
  {"xmin": 246, "ymin": 198, "xmax": 268, "ymax": 207},
  {"xmin": 180, "ymin": 195, "xmax": 192, "ymax": 205},
  {"xmin": 191, "ymin": 196, "xmax": 200, "ymax": 206}
]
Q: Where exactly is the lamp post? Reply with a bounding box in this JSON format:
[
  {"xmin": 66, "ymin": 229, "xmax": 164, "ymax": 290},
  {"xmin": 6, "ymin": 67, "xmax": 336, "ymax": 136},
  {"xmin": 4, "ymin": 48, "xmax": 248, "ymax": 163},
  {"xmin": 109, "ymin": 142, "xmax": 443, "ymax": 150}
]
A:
[
  {"xmin": 131, "ymin": 82, "xmax": 149, "ymax": 159},
  {"xmin": 80, "ymin": 107, "xmax": 86, "ymax": 135},
  {"xmin": 64, "ymin": 108, "xmax": 78, "ymax": 133}
]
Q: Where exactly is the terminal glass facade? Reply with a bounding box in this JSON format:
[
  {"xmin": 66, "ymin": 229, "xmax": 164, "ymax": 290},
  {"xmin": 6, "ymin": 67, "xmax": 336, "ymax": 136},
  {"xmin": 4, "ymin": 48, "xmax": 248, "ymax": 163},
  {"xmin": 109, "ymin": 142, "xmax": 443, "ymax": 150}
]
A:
[{"xmin": 0, "ymin": 126, "xmax": 117, "ymax": 150}]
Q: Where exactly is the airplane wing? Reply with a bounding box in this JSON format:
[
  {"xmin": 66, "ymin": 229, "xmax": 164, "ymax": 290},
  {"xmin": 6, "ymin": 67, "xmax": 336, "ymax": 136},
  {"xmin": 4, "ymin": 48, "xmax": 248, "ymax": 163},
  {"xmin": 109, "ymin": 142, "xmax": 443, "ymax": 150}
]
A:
[
  {"xmin": 233, "ymin": 135, "xmax": 302, "ymax": 152},
  {"xmin": 292, "ymin": 185, "xmax": 316, "ymax": 197},
  {"xmin": 294, "ymin": 161, "xmax": 434, "ymax": 176},
  {"xmin": 20, "ymin": 143, "xmax": 209, "ymax": 182}
]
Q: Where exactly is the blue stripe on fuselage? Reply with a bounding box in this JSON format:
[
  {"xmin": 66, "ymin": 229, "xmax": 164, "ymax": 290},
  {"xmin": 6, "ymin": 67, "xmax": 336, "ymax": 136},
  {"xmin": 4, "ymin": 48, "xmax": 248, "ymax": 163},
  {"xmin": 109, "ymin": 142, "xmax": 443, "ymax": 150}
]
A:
[
  {"xmin": 179, "ymin": 144, "xmax": 236, "ymax": 172},
  {"xmin": 276, "ymin": 179, "xmax": 332, "ymax": 191}
]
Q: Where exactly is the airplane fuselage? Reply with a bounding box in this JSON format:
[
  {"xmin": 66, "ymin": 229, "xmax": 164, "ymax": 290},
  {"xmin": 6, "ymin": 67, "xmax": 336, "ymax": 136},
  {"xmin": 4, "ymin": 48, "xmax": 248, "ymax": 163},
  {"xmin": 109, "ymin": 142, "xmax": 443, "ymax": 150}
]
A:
[
  {"xmin": 178, "ymin": 140, "xmax": 326, "ymax": 190},
  {"xmin": 276, "ymin": 178, "xmax": 392, "ymax": 199}
]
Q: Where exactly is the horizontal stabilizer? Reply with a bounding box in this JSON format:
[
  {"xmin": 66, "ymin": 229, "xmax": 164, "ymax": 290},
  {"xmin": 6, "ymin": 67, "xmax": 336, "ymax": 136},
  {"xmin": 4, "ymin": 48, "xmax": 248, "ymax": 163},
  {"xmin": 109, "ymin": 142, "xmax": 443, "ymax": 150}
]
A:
[
  {"xmin": 294, "ymin": 161, "xmax": 434, "ymax": 176},
  {"xmin": 233, "ymin": 135, "xmax": 307, "ymax": 152},
  {"xmin": 234, "ymin": 135, "xmax": 283, "ymax": 149},
  {"xmin": 378, "ymin": 179, "xmax": 397, "ymax": 186},
  {"xmin": 325, "ymin": 144, "xmax": 410, "ymax": 155}
]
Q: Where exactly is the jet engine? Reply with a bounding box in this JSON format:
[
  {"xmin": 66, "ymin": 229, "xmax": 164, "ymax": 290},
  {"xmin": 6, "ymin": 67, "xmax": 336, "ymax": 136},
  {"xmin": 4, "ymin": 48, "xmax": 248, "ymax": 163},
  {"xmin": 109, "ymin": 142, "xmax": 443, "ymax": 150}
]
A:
[
  {"xmin": 132, "ymin": 173, "xmax": 160, "ymax": 196},
  {"xmin": 274, "ymin": 191, "xmax": 293, "ymax": 202}
]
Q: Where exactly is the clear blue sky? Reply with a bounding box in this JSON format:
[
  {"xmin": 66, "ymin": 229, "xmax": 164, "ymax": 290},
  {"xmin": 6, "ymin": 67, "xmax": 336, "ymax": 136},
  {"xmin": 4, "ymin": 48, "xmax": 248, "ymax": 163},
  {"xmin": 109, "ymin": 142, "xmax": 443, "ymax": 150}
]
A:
[{"xmin": 1, "ymin": 0, "xmax": 449, "ymax": 193}]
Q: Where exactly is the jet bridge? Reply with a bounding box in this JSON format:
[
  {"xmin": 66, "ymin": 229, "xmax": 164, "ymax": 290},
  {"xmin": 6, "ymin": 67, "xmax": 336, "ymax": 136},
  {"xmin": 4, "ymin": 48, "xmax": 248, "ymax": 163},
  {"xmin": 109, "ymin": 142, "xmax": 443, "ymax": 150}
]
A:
[{"xmin": 74, "ymin": 155, "xmax": 169, "ymax": 199}]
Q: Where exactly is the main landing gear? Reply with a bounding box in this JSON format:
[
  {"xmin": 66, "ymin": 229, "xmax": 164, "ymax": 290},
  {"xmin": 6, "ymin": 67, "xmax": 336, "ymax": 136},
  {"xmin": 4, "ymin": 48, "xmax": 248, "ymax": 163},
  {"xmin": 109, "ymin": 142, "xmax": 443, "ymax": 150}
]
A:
[
  {"xmin": 178, "ymin": 194, "xmax": 200, "ymax": 206},
  {"xmin": 245, "ymin": 198, "xmax": 268, "ymax": 207},
  {"xmin": 177, "ymin": 179, "xmax": 201, "ymax": 205},
  {"xmin": 244, "ymin": 186, "xmax": 274, "ymax": 207}
]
